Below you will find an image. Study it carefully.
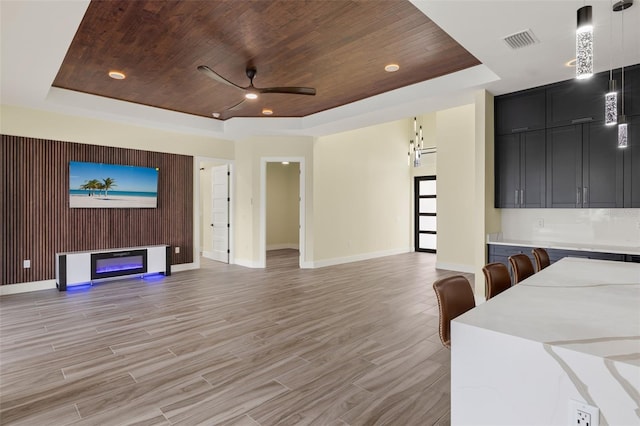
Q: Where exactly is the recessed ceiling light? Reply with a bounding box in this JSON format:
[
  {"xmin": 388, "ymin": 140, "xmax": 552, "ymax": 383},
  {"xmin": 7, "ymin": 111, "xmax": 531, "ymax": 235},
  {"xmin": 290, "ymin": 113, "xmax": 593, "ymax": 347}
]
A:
[
  {"xmin": 212, "ymin": 112, "xmax": 220, "ymax": 118},
  {"xmin": 245, "ymin": 92, "xmax": 258, "ymax": 100},
  {"xmin": 384, "ymin": 64, "xmax": 400, "ymax": 72},
  {"xmin": 262, "ymin": 108, "xmax": 273, "ymax": 115},
  {"xmin": 565, "ymin": 58, "xmax": 577, "ymax": 67},
  {"xmin": 108, "ymin": 70, "xmax": 126, "ymax": 80}
]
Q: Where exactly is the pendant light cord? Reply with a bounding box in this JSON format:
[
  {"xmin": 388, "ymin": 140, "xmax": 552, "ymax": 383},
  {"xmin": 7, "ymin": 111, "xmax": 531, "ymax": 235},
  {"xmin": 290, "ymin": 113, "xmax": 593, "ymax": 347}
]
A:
[
  {"xmin": 610, "ymin": 1, "xmax": 614, "ymax": 80},
  {"xmin": 621, "ymin": 6, "xmax": 625, "ymax": 114}
]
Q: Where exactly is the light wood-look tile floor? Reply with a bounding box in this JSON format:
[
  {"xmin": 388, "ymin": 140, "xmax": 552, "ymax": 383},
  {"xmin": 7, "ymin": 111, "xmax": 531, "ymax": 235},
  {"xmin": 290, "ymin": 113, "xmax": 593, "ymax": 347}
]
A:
[{"xmin": 0, "ymin": 250, "xmax": 474, "ymax": 425}]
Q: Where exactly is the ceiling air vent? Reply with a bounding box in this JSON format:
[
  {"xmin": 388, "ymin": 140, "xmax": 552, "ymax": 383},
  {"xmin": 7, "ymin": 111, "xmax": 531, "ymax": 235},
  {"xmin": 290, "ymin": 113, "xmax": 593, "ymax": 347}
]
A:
[{"xmin": 503, "ymin": 29, "xmax": 539, "ymax": 49}]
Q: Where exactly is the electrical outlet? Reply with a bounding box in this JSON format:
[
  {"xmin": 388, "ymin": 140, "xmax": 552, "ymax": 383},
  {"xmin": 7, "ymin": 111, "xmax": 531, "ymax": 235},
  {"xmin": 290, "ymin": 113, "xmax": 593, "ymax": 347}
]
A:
[
  {"xmin": 23, "ymin": 259, "xmax": 31, "ymax": 268},
  {"xmin": 536, "ymin": 218, "xmax": 544, "ymax": 228},
  {"xmin": 569, "ymin": 400, "xmax": 599, "ymax": 426},
  {"xmin": 175, "ymin": 246, "xmax": 180, "ymax": 254}
]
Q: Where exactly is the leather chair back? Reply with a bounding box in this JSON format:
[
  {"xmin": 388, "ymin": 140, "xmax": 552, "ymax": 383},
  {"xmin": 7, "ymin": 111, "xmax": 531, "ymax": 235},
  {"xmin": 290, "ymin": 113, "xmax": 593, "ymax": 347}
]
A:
[
  {"xmin": 482, "ymin": 262, "xmax": 512, "ymax": 300},
  {"xmin": 432, "ymin": 275, "xmax": 476, "ymax": 348},
  {"xmin": 532, "ymin": 248, "xmax": 550, "ymax": 272},
  {"xmin": 508, "ymin": 253, "xmax": 535, "ymax": 283}
]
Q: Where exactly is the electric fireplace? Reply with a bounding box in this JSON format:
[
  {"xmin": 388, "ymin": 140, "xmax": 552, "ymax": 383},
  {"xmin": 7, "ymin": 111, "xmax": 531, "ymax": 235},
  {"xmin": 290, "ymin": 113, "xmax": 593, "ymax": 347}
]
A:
[{"xmin": 91, "ymin": 249, "xmax": 147, "ymax": 280}]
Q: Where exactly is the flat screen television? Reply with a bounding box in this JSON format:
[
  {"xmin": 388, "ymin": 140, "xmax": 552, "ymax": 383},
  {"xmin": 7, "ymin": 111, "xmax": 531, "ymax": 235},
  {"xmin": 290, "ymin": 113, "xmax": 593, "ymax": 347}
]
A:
[{"xmin": 69, "ymin": 161, "xmax": 159, "ymax": 208}]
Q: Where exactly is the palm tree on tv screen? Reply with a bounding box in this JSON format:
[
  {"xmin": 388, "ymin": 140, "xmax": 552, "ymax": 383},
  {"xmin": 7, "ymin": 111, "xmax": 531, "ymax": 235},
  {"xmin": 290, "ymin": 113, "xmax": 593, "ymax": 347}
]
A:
[
  {"xmin": 80, "ymin": 179, "xmax": 102, "ymax": 197},
  {"xmin": 102, "ymin": 177, "xmax": 117, "ymax": 198}
]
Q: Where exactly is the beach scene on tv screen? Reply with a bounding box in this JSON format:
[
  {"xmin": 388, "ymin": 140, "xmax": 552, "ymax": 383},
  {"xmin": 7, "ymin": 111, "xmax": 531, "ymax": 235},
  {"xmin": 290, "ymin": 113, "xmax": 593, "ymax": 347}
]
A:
[{"xmin": 69, "ymin": 161, "xmax": 159, "ymax": 208}]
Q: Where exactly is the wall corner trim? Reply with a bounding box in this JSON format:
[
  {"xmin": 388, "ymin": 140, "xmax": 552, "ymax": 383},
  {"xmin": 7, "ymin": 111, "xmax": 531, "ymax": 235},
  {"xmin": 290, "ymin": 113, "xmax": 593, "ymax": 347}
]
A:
[{"xmin": 435, "ymin": 261, "xmax": 475, "ymax": 274}]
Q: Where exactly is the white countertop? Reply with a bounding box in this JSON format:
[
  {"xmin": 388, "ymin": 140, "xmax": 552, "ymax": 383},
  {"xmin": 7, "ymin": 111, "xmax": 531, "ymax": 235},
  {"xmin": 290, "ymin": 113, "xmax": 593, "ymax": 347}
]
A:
[
  {"xmin": 486, "ymin": 236, "xmax": 640, "ymax": 256},
  {"xmin": 454, "ymin": 257, "xmax": 640, "ymax": 366},
  {"xmin": 451, "ymin": 257, "xmax": 640, "ymax": 424}
]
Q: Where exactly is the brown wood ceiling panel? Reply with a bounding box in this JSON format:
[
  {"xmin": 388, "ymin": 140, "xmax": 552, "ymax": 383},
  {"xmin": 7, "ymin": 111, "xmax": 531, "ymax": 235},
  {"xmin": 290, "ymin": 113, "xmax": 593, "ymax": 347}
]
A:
[{"xmin": 53, "ymin": 0, "xmax": 480, "ymax": 120}]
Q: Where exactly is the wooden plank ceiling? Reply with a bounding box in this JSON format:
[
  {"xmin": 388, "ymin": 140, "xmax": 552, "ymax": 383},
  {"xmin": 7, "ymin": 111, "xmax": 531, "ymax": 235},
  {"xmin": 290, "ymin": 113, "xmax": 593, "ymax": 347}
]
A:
[{"xmin": 53, "ymin": 0, "xmax": 480, "ymax": 121}]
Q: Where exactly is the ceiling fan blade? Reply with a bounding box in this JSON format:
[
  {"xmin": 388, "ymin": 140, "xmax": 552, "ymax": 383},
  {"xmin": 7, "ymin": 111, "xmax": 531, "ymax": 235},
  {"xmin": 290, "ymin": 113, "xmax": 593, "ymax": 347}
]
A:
[
  {"xmin": 227, "ymin": 98, "xmax": 247, "ymax": 111},
  {"xmin": 197, "ymin": 65, "xmax": 246, "ymax": 91},
  {"xmin": 258, "ymin": 86, "xmax": 316, "ymax": 96}
]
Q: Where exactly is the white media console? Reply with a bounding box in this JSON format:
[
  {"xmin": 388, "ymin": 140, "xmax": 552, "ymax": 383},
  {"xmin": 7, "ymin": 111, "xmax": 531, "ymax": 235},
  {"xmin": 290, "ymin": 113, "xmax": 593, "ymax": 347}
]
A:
[{"xmin": 55, "ymin": 245, "xmax": 171, "ymax": 291}]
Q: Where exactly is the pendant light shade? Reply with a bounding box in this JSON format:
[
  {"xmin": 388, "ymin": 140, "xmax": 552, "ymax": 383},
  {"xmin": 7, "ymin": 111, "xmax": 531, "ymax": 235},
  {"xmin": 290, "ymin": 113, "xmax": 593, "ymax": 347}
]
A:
[
  {"xmin": 605, "ymin": 79, "xmax": 618, "ymax": 125},
  {"xmin": 618, "ymin": 115, "xmax": 628, "ymax": 148},
  {"xmin": 615, "ymin": 0, "xmax": 633, "ymax": 148},
  {"xmin": 576, "ymin": 5, "xmax": 593, "ymax": 79}
]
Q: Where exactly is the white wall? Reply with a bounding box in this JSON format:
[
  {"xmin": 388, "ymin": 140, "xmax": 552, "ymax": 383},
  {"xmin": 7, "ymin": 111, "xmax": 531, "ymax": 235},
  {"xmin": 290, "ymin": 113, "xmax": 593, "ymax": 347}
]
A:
[
  {"xmin": 267, "ymin": 162, "xmax": 300, "ymax": 250},
  {"xmin": 435, "ymin": 104, "xmax": 476, "ymax": 273},
  {"xmin": 233, "ymin": 135, "xmax": 314, "ymax": 267},
  {"xmin": 474, "ymin": 91, "xmax": 501, "ymax": 295},
  {"xmin": 0, "ymin": 105, "xmax": 234, "ymax": 158},
  {"xmin": 313, "ymin": 119, "xmax": 411, "ymax": 265}
]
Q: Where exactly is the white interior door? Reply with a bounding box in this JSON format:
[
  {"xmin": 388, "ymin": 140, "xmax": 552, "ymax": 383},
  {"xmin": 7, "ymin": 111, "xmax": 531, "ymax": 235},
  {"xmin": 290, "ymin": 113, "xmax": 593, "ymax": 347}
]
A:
[{"xmin": 211, "ymin": 164, "xmax": 229, "ymax": 263}]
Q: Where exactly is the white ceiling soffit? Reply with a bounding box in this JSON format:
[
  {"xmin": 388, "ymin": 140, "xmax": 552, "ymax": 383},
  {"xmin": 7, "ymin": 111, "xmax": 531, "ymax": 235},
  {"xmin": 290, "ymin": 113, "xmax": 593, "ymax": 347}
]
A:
[
  {"xmin": 411, "ymin": 0, "xmax": 640, "ymax": 96},
  {"xmin": 3, "ymin": 1, "xmax": 639, "ymax": 139}
]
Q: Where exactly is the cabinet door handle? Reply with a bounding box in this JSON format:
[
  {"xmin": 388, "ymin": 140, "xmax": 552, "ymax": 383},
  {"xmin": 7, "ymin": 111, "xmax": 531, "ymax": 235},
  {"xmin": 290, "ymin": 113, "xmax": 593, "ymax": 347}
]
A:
[
  {"xmin": 583, "ymin": 187, "xmax": 588, "ymax": 205},
  {"xmin": 576, "ymin": 187, "xmax": 581, "ymax": 205},
  {"xmin": 571, "ymin": 117, "xmax": 593, "ymax": 124},
  {"xmin": 515, "ymin": 190, "xmax": 519, "ymax": 206},
  {"xmin": 520, "ymin": 189, "xmax": 524, "ymax": 206},
  {"xmin": 512, "ymin": 127, "xmax": 529, "ymax": 133}
]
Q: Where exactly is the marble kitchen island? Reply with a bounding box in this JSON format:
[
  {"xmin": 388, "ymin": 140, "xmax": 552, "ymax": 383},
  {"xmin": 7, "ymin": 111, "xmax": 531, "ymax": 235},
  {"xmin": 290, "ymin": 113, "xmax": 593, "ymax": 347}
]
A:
[{"xmin": 451, "ymin": 257, "xmax": 640, "ymax": 425}]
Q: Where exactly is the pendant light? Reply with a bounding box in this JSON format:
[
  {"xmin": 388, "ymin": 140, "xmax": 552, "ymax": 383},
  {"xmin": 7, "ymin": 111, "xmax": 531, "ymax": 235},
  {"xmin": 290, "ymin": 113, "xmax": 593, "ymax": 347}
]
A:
[
  {"xmin": 605, "ymin": 2, "xmax": 617, "ymax": 125},
  {"xmin": 413, "ymin": 117, "xmax": 421, "ymax": 167},
  {"xmin": 576, "ymin": 5, "xmax": 593, "ymax": 79},
  {"xmin": 614, "ymin": 0, "xmax": 633, "ymax": 148}
]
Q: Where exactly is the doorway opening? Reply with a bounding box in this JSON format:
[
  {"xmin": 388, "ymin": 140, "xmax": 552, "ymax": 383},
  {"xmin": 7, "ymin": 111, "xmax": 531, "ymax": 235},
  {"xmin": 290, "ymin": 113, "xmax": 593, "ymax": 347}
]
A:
[{"xmin": 260, "ymin": 157, "xmax": 305, "ymax": 268}]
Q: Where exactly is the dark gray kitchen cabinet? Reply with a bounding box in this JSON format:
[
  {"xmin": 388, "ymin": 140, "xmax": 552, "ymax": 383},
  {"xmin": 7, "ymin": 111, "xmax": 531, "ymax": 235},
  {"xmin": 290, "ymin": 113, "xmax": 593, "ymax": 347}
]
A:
[
  {"xmin": 495, "ymin": 130, "xmax": 545, "ymax": 208},
  {"xmin": 623, "ymin": 65, "xmax": 640, "ymax": 117},
  {"xmin": 624, "ymin": 115, "xmax": 640, "ymax": 207},
  {"xmin": 495, "ymin": 88, "xmax": 546, "ymax": 135},
  {"xmin": 487, "ymin": 244, "xmax": 628, "ymax": 272},
  {"xmin": 546, "ymin": 121, "xmax": 623, "ymax": 208},
  {"xmin": 546, "ymin": 72, "xmax": 608, "ymax": 128}
]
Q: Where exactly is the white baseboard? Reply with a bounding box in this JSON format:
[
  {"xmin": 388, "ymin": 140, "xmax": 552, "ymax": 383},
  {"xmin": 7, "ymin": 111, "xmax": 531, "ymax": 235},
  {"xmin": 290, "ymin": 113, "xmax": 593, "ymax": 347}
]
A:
[
  {"xmin": 266, "ymin": 244, "xmax": 299, "ymax": 251},
  {"xmin": 233, "ymin": 258, "xmax": 263, "ymax": 268},
  {"xmin": 201, "ymin": 251, "xmax": 215, "ymax": 260},
  {"xmin": 435, "ymin": 261, "xmax": 475, "ymax": 274},
  {"xmin": 0, "ymin": 279, "xmax": 57, "ymax": 295},
  {"xmin": 310, "ymin": 247, "xmax": 411, "ymax": 268},
  {"xmin": 171, "ymin": 262, "xmax": 198, "ymax": 272}
]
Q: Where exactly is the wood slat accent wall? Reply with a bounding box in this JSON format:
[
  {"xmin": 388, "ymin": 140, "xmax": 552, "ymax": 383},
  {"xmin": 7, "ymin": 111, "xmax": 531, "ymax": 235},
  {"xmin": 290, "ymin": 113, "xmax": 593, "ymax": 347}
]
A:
[{"xmin": 1, "ymin": 135, "xmax": 193, "ymax": 285}]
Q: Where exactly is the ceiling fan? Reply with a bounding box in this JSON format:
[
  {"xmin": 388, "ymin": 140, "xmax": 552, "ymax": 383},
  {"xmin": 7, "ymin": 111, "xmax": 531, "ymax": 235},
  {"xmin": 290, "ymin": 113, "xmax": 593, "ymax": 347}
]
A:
[{"xmin": 197, "ymin": 65, "xmax": 316, "ymax": 112}]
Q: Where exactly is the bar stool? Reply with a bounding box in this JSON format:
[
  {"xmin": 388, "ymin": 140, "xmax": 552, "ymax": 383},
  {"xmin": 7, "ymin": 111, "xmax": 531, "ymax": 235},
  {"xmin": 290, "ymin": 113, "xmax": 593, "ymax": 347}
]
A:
[
  {"xmin": 482, "ymin": 262, "xmax": 512, "ymax": 300},
  {"xmin": 532, "ymin": 248, "xmax": 550, "ymax": 272},
  {"xmin": 508, "ymin": 253, "xmax": 535, "ymax": 284},
  {"xmin": 432, "ymin": 275, "xmax": 476, "ymax": 348}
]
